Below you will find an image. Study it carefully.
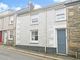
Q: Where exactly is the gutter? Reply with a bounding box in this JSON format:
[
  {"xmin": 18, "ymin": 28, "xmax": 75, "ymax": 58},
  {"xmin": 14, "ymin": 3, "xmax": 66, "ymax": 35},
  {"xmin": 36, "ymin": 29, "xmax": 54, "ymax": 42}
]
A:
[{"xmin": 64, "ymin": 0, "xmax": 80, "ymax": 6}]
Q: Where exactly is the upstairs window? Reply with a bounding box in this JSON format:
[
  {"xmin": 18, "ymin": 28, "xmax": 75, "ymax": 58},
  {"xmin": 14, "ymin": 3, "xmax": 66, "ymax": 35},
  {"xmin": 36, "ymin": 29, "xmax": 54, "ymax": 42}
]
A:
[
  {"xmin": 31, "ymin": 14, "xmax": 39, "ymax": 25},
  {"xmin": 32, "ymin": 18, "xmax": 38, "ymax": 23},
  {"xmin": 9, "ymin": 16, "xmax": 14, "ymax": 24},
  {"xmin": 55, "ymin": 8, "xmax": 66, "ymax": 21},
  {"xmin": 8, "ymin": 31, "xmax": 13, "ymax": 40}
]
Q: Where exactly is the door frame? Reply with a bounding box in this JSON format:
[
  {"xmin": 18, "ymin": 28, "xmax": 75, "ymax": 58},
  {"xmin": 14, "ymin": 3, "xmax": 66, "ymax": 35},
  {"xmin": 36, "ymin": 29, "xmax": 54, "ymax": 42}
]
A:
[
  {"xmin": 56, "ymin": 28, "xmax": 68, "ymax": 55},
  {"xmin": 2, "ymin": 31, "xmax": 8, "ymax": 44}
]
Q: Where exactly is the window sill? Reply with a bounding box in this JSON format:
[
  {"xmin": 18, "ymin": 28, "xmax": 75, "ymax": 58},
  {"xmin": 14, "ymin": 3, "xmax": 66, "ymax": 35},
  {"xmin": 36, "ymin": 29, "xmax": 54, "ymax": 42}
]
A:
[
  {"xmin": 30, "ymin": 41, "xmax": 39, "ymax": 44},
  {"xmin": 30, "ymin": 24, "xmax": 39, "ymax": 26},
  {"xmin": 55, "ymin": 20, "xmax": 66, "ymax": 22},
  {"xmin": 8, "ymin": 38, "xmax": 13, "ymax": 40},
  {"xmin": 9, "ymin": 24, "xmax": 14, "ymax": 25}
]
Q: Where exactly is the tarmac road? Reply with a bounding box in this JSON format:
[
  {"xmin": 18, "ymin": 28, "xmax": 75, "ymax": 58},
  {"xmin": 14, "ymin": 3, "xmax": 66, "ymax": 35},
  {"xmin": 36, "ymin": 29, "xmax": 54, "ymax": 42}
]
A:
[{"xmin": 0, "ymin": 47, "xmax": 53, "ymax": 60}]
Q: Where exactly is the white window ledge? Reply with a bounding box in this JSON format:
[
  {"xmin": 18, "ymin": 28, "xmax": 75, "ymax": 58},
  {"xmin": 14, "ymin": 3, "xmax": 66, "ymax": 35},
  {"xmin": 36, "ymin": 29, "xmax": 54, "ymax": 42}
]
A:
[{"xmin": 30, "ymin": 41, "xmax": 39, "ymax": 44}]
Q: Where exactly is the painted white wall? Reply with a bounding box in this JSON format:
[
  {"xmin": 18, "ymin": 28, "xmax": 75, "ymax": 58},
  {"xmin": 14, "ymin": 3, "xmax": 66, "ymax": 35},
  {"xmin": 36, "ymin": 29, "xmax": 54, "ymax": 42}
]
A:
[
  {"xmin": 47, "ymin": 8, "xmax": 67, "ymax": 48},
  {"xmin": 16, "ymin": 14, "xmax": 30, "ymax": 45},
  {"xmin": 47, "ymin": 9, "xmax": 56, "ymax": 47},
  {"xmin": 16, "ymin": 6, "xmax": 67, "ymax": 48},
  {"xmin": 16, "ymin": 11, "xmax": 47, "ymax": 47}
]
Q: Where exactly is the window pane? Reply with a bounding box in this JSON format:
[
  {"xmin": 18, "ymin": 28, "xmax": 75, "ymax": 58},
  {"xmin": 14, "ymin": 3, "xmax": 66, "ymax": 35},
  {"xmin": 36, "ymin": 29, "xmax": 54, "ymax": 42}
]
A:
[
  {"xmin": 32, "ymin": 37, "xmax": 35, "ymax": 40},
  {"xmin": 10, "ymin": 35, "xmax": 13, "ymax": 38},
  {"xmin": 35, "ymin": 31, "xmax": 38, "ymax": 35},
  {"xmin": 10, "ymin": 31, "xmax": 13, "ymax": 38},
  {"xmin": 10, "ymin": 16, "xmax": 14, "ymax": 24},
  {"xmin": 31, "ymin": 30, "xmax": 38, "ymax": 41},
  {"xmin": 35, "ymin": 36, "xmax": 38, "ymax": 40},
  {"xmin": 32, "ymin": 31, "xmax": 35, "ymax": 35}
]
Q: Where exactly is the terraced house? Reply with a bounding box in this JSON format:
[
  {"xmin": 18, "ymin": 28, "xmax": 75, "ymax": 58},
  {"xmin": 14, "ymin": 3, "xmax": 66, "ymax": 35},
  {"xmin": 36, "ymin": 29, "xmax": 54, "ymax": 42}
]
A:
[
  {"xmin": 15, "ymin": 2, "xmax": 67, "ymax": 55},
  {"xmin": 0, "ymin": 0, "xmax": 80, "ymax": 57},
  {"xmin": 0, "ymin": 10, "xmax": 16, "ymax": 46}
]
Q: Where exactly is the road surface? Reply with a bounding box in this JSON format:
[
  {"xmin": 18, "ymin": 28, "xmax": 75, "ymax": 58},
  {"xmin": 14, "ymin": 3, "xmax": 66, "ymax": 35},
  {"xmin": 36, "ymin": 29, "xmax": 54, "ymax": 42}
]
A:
[{"xmin": 0, "ymin": 47, "xmax": 53, "ymax": 60}]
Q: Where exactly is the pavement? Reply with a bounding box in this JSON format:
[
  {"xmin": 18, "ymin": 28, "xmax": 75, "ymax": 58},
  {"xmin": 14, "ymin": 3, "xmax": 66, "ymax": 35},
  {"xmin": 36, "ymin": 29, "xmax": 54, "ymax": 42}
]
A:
[{"xmin": 0, "ymin": 45, "xmax": 79, "ymax": 60}]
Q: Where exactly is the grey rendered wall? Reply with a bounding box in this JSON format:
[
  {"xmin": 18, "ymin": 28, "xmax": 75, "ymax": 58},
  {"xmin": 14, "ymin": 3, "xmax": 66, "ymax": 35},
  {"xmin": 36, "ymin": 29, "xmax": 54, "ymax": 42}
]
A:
[
  {"xmin": 0, "ymin": 19, "xmax": 3, "ymax": 31},
  {"xmin": 2, "ymin": 15, "xmax": 15, "ymax": 30}
]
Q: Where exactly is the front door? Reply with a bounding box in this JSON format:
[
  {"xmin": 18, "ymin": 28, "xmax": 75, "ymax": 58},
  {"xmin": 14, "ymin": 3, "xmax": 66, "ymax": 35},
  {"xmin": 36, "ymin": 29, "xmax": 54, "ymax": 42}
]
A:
[
  {"xmin": 57, "ymin": 29, "xmax": 66, "ymax": 54},
  {"xmin": 0, "ymin": 31, "xmax": 2, "ymax": 45},
  {"xmin": 3, "ymin": 31, "xmax": 7, "ymax": 44}
]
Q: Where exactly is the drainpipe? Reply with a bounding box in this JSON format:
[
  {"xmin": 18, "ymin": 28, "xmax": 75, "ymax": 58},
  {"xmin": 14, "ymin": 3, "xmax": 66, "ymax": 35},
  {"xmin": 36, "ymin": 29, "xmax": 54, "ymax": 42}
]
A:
[
  {"xmin": 13, "ymin": 14, "xmax": 17, "ymax": 47},
  {"xmin": 45, "ymin": 8, "xmax": 47, "ymax": 53}
]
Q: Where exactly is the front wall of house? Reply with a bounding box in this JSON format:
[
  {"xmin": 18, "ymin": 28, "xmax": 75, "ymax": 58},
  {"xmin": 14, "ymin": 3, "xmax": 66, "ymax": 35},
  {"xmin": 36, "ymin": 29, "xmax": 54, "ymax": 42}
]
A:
[
  {"xmin": 16, "ymin": 14, "xmax": 30, "ymax": 45},
  {"xmin": 0, "ymin": 13, "xmax": 16, "ymax": 45},
  {"xmin": 16, "ymin": 4, "xmax": 67, "ymax": 54},
  {"xmin": 3, "ymin": 17, "xmax": 9, "ymax": 30},
  {"xmin": 2, "ymin": 16, "xmax": 15, "ymax": 30},
  {"xmin": 16, "ymin": 11, "xmax": 46, "ymax": 47},
  {"xmin": 8, "ymin": 15, "xmax": 16, "ymax": 30},
  {"xmin": 47, "ymin": 8, "xmax": 56, "ymax": 47},
  {"xmin": 47, "ymin": 7, "xmax": 67, "ymax": 48}
]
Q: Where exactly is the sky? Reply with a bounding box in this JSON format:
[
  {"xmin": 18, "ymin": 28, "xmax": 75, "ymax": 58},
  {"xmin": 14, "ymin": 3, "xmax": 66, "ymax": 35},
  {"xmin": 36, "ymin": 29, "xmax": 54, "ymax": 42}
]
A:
[{"xmin": 0, "ymin": 0, "xmax": 66, "ymax": 12}]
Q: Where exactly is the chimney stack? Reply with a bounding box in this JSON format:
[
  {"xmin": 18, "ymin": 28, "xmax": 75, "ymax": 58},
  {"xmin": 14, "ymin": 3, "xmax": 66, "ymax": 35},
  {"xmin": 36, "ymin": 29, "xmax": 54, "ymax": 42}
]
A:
[{"xmin": 28, "ymin": 0, "xmax": 34, "ymax": 11}]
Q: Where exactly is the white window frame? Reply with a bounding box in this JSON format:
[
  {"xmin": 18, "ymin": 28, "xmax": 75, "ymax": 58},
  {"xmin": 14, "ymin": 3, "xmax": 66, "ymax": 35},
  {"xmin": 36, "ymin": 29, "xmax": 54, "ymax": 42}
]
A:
[
  {"xmin": 30, "ymin": 30, "xmax": 38, "ymax": 43},
  {"xmin": 8, "ymin": 31, "xmax": 13, "ymax": 40},
  {"xmin": 31, "ymin": 14, "xmax": 39, "ymax": 25},
  {"xmin": 55, "ymin": 8, "xmax": 66, "ymax": 21},
  {"xmin": 9, "ymin": 16, "xmax": 14, "ymax": 24}
]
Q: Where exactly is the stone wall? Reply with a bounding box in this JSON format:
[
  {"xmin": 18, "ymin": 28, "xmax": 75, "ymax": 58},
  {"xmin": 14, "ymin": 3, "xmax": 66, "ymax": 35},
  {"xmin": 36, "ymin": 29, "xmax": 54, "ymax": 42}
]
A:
[{"xmin": 67, "ymin": 4, "xmax": 80, "ymax": 56}]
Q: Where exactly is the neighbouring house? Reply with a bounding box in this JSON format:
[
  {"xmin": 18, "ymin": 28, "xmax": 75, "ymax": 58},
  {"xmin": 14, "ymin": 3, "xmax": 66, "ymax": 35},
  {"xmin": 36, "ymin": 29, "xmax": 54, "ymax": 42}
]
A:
[
  {"xmin": 65, "ymin": 0, "xmax": 80, "ymax": 57},
  {"xmin": 0, "ymin": 10, "xmax": 16, "ymax": 46}
]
